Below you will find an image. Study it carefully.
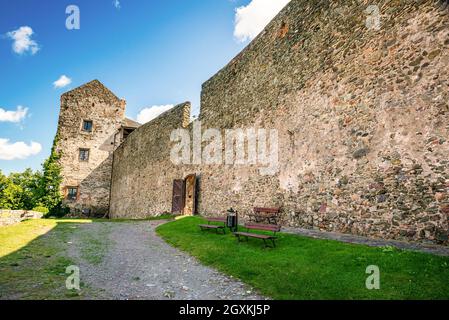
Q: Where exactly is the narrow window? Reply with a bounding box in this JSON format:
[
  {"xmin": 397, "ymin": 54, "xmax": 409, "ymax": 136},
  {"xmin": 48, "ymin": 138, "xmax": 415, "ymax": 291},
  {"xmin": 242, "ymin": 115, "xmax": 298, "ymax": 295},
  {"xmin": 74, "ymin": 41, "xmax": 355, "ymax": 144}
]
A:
[
  {"xmin": 82, "ymin": 120, "xmax": 93, "ymax": 132},
  {"xmin": 67, "ymin": 187, "xmax": 78, "ymax": 201},
  {"xmin": 79, "ymin": 149, "xmax": 90, "ymax": 162}
]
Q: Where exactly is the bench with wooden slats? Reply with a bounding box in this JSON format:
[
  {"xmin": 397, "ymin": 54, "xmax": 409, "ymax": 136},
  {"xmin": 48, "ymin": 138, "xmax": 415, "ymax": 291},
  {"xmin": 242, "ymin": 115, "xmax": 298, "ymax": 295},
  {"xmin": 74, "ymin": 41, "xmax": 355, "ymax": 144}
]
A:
[
  {"xmin": 199, "ymin": 217, "xmax": 227, "ymax": 234},
  {"xmin": 234, "ymin": 223, "xmax": 281, "ymax": 248},
  {"xmin": 248, "ymin": 207, "xmax": 281, "ymax": 225}
]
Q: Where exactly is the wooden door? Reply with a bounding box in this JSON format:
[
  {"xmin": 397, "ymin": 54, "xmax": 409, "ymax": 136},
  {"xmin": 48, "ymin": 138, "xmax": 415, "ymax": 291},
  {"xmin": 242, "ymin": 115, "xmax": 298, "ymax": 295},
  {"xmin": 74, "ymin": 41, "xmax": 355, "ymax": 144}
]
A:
[{"xmin": 172, "ymin": 179, "xmax": 185, "ymax": 214}]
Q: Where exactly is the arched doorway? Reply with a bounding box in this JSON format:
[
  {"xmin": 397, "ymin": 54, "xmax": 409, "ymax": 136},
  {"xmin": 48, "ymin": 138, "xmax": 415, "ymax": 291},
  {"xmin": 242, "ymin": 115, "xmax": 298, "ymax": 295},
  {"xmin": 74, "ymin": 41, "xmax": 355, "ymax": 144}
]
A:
[
  {"xmin": 183, "ymin": 174, "xmax": 196, "ymax": 216},
  {"xmin": 171, "ymin": 174, "xmax": 197, "ymax": 216}
]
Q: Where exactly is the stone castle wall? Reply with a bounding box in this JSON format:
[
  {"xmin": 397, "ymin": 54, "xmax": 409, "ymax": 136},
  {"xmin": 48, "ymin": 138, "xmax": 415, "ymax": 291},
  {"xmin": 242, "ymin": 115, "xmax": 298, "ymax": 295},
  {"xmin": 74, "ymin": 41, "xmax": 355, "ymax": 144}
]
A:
[
  {"xmin": 56, "ymin": 80, "xmax": 126, "ymax": 216},
  {"xmin": 109, "ymin": 0, "xmax": 449, "ymax": 244},
  {"xmin": 109, "ymin": 102, "xmax": 191, "ymax": 218}
]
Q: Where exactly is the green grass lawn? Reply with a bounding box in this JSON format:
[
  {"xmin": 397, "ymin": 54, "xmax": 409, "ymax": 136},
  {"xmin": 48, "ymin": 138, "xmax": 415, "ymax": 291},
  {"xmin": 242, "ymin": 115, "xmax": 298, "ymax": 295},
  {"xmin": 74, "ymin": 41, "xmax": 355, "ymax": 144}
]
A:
[
  {"xmin": 156, "ymin": 216, "xmax": 449, "ymax": 300},
  {"xmin": 0, "ymin": 219, "xmax": 94, "ymax": 300}
]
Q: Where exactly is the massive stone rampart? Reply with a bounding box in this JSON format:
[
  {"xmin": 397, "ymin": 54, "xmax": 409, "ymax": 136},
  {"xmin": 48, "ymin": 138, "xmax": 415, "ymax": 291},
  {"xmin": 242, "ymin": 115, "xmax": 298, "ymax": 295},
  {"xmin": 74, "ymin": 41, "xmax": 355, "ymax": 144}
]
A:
[
  {"xmin": 109, "ymin": 102, "xmax": 191, "ymax": 218},
  {"xmin": 110, "ymin": 0, "xmax": 449, "ymax": 244}
]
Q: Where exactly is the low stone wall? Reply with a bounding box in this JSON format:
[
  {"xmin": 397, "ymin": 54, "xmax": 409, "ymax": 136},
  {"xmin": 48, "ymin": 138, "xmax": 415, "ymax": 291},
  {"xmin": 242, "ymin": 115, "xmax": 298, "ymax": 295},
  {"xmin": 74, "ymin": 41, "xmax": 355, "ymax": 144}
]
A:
[{"xmin": 0, "ymin": 210, "xmax": 44, "ymax": 227}]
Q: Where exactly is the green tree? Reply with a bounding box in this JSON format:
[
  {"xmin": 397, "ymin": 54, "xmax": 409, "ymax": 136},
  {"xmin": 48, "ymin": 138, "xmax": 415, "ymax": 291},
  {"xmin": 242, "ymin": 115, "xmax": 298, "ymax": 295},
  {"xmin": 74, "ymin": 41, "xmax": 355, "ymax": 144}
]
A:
[
  {"xmin": 0, "ymin": 170, "xmax": 11, "ymax": 208},
  {"xmin": 9, "ymin": 169, "xmax": 42, "ymax": 210},
  {"xmin": 0, "ymin": 179, "xmax": 24, "ymax": 209},
  {"xmin": 38, "ymin": 136, "xmax": 64, "ymax": 215},
  {"xmin": 0, "ymin": 170, "xmax": 7, "ymax": 195},
  {"xmin": 0, "ymin": 136, "xmax": 66, "ymax": 216}
]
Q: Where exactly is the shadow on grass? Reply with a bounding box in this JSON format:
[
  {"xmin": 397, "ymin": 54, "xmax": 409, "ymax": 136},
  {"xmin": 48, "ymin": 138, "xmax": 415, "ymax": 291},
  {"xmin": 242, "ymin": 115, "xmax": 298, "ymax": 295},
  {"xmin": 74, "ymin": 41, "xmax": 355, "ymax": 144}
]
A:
[
  {"xmin": 0, "ymin": 219, "xmax": 95, "ymax": 300},
  {"xmin": 156, "ymin": 216, "xmax": 449, "ymax": 300},
  {"xmin": 0, "ymin": 215, "xmax": 176, "ymax": 300}
]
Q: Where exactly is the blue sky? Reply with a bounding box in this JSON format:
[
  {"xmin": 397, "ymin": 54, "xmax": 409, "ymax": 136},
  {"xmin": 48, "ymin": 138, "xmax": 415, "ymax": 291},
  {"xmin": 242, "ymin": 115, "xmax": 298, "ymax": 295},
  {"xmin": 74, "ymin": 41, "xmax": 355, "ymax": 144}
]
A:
[{"xmin": 0, "ymin": 0, "xmax": 289, "ymax": 174}]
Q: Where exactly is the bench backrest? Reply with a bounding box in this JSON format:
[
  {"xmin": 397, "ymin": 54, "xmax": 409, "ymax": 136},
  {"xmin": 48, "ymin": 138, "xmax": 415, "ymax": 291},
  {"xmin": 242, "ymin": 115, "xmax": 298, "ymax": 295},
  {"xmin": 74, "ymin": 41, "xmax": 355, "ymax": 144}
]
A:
[
  {"xmin": 207, "ymin": 217, "xmax": 227, "ymax": 223},
  {"xmin": 254, "ymin": 207, "xmax": 280, "ymax": 214},
  {"xmin": 245, "ymin": 223, "xmax": 281, "ymax": 233}
]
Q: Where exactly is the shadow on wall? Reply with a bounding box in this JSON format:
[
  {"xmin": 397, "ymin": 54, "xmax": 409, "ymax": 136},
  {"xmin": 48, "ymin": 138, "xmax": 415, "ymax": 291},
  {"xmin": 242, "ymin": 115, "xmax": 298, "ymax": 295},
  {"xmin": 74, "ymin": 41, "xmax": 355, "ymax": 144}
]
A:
[
  {"xmin": 63, "ymin": 131, "xmax": 123, "ymax": 218},
  {"xmin": 64, "ymin": 156, "xmax": 113, "ymax": 218}
]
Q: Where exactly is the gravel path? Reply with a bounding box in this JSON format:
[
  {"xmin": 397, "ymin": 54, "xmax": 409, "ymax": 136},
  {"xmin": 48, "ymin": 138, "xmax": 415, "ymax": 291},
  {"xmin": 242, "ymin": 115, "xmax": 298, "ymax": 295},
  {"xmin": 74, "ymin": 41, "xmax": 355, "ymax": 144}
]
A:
[{"xmin": 67, "ymin": 221, "xmax": 265, "ymax": 300}]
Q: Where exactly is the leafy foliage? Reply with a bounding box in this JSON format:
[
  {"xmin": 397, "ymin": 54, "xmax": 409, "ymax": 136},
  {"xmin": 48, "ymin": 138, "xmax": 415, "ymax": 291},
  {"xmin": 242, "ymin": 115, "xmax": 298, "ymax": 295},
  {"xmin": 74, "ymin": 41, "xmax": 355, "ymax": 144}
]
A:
[
  {"xmin": 0, "ymin": 135, "xmax": 66, "ymax": 216},
  {"xmin": 38, "ymin": 136, "xmax": 64, "ymax": 216},
  {"xmin": 0, "ymin": 169, "xmax": 40, "ymax": 210},
  {"xmin": 32, "ymin": 206, "xmax": 49, "ymax": 215}
]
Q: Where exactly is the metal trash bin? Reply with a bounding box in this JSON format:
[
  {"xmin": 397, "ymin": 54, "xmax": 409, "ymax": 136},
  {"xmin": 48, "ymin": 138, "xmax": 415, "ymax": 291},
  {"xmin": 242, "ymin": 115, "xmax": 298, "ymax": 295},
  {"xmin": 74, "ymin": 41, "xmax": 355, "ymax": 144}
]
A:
[{"xmin": 226, "ymin": 208, "xmax": 238, "ymax": 232}]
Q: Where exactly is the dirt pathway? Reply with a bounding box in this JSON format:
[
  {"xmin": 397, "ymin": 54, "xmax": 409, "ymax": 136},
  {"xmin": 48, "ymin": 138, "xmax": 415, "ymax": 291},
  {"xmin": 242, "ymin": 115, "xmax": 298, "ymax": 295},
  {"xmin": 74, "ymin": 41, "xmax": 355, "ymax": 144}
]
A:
[{"xmin": 67, "ymin": 221, "xmax": 265, "ymax": 300}]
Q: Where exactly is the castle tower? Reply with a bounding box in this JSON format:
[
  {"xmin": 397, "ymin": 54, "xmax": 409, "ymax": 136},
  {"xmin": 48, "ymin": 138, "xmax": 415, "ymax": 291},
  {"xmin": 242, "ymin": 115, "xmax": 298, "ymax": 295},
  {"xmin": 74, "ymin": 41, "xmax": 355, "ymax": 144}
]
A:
[{"xmin": 55, "ymin": 80, "xmax": 139, "ymax": 216}]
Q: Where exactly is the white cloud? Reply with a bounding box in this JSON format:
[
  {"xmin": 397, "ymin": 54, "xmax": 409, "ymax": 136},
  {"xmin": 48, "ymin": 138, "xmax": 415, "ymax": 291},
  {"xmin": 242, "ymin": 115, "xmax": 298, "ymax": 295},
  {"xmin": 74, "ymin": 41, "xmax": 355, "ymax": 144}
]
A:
[
  {"xmin": 0, "ymin": 139, "xmax": 42, "ymax": 161},
  {"xmin": 6, "ymin": 26, "xmax": 40, "ymax": 55},
  {"xmin": 53, "ymin": 75, "xmax": 72, "ymax": 89},
  {"xmin": 234, "ymin": 0, "xmax": 291, "ymax": 42},
  {"xmin": 113, "ymin": 0, "xmax": 121, "ymax": 9},
  {"xmin": 137, "ymin": 105, "xmax": 174, "ymax": 124},
  {"xmin": 0, "ymin": 106, "xmax": 28, "ymax": 123}
]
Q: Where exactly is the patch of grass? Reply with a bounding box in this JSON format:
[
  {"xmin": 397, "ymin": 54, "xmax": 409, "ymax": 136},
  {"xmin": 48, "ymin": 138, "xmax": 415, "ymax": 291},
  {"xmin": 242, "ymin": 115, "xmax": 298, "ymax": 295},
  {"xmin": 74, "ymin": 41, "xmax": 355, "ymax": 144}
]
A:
[
  {"xmin": 0, "ymin": 219, "xmax": 95, "ymax": 300},
  {"xmin": 79, "ymin": 223, "xmax": 111, "ymax": 265},
  {"xmin": 156, "ymin": 217, "xmax": 449, "ymax": 300}
]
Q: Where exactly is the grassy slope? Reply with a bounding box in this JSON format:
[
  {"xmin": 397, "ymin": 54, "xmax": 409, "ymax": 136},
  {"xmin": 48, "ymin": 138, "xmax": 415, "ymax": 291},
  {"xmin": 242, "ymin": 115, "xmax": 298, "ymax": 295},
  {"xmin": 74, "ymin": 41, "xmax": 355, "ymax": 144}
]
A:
[
  {"xmin": 156, "ymin": 217, "xmax": 449, "ymax": 300},
  {"xmin": 0, "ymin": 219, "xmax": 94, "ymax": 300},
  {"xmin": 0, "ymin": 216, "xmax": 174, "ymax": 300}
]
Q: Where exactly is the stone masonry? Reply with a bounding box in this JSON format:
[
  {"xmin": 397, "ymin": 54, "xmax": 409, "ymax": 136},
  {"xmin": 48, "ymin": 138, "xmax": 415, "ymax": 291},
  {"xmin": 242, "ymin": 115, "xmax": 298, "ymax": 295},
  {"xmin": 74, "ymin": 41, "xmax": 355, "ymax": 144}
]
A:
[
  {"xmin": 193, "ymin": 0, "xmax": 449, "ymax": 244},
  {"xmin": 0, "ymin": 210, "xmax": 43, "ymax": 227},
  {"xmin": 109, "ymin": 102, "xmax": 191, "ymax": 218},
  {"xmin": 55, "ymin": 80, "xmax": 139, "ymax": 216},
  {"xmin": 58, "ymin": 0, "xmax": 449, "ymax": 245}
]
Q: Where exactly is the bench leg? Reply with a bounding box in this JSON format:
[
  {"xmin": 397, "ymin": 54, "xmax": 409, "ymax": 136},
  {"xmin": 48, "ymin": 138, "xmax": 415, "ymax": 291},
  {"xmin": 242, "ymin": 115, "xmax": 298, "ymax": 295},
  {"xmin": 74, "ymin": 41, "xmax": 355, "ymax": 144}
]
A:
[
  {"xmin": 263, "ymin": 239, "xmax": 267, "ymax": 248},
  {"xmin": 261, "ymin": 238, "xmax": 276, "ymax": 248}
]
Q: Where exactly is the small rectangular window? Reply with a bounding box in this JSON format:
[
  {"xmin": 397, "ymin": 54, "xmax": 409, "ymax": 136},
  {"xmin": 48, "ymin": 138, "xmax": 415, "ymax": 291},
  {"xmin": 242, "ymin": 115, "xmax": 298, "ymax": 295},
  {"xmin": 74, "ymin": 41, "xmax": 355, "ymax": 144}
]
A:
[
  {"xmin": 79, "ymin": 149, "xmax": 90, "ymax": 162},
  {"xmin": 82, "ymin": 120, "xmax": 93, "ymax": 132},
  {"xmin": 67, "ymin": 187, "xmax": 78, "ymax": 201}
]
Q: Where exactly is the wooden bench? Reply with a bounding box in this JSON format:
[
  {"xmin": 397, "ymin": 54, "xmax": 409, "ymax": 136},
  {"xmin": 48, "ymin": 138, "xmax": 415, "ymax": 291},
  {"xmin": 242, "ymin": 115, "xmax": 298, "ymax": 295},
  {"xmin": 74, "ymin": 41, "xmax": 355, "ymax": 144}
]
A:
[
  {"xmin": 199, "ymin": 217, "xmax": 227, "ymax": 234},
  {"xmin": 248, "ymin": 207, "xmax": 281, "ymax": 225},
  {"xmin": 234, "ymin": 223, "xmax": 281, "ymax": 248}
]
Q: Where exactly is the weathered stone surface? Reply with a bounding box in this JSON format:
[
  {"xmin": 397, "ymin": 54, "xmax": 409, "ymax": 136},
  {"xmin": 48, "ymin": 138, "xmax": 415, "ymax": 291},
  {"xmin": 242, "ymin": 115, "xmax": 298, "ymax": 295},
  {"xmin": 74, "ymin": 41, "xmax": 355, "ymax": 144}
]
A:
[
  {"xmin": 194, "ymin": 0, "xmax": 449, "ymax": 246},
  {"xmin": 109, "ymin": 103, "xmax": 191, "ymax": 218},
  {"xmin": 55, "ymin": 80, "xmax": 129, "ymax": 217},
  {"xmin": 0, "ymin": 210, "xmax": 43, "ymax": 226},
  {"xmin": 65, "ymin": 0, "xmax": 449, "ymax": 245}
]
